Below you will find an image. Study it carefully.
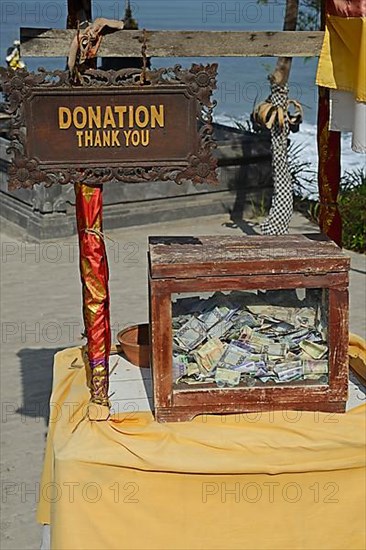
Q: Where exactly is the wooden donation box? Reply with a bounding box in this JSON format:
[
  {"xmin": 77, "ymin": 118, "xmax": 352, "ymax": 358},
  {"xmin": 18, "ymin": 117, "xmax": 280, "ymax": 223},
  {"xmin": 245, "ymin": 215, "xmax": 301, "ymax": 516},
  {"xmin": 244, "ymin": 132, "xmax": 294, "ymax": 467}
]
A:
[{"xmin": 148, "ymin": 235, "xmax": 350, "ymax": 422}]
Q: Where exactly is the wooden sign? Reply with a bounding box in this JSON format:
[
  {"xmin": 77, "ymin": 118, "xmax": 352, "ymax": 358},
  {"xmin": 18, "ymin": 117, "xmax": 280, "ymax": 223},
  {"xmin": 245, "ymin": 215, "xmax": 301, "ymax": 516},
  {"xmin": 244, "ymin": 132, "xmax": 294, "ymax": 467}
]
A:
[{"xmin": 0, "ymin": 64, "xmax": 218, "ymax": 188}]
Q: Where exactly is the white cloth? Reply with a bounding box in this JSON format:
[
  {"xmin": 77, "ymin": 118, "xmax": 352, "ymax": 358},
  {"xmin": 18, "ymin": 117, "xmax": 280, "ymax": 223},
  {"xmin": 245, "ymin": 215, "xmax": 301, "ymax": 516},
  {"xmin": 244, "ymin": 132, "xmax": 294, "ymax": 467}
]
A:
[
  {"xmin": 329, "ymin": 89, "xmax": 366, "ymax": 153},
  {"xmin": 40, "ymin": 524, "xmax": 50, "ymax": 550}
]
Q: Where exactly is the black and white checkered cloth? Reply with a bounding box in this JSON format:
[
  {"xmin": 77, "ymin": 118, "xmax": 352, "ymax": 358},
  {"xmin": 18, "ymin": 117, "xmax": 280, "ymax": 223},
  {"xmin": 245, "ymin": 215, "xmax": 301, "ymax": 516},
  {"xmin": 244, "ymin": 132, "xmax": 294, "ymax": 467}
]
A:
[{"xmin": 261, "ymin": 83, "xmax": 293, "ymax": 235}]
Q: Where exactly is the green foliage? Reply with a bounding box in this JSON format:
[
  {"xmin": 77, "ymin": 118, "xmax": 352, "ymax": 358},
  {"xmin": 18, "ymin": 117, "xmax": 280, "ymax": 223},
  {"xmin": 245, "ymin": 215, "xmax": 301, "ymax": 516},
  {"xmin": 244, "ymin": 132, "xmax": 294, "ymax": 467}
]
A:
[
  {"xmin": 338, "ymin": 169, "xmax": 366, "ymax": 253},
  {"xmin": 297, "ymin": 0, "xmax": 321, "ymax": 30},
  {"xmin": 287, "ymin": 141, "xmax": 316, "ymax": 197},
  {"xmin": 250, "ymin": 193, "xmax": 267, "ymax": 219},
  {"xmin": 295, "ymin": 169, "xmax": 366, "ymax": 253},
  {"xmin": 281, "ymin": 142, "xmax": 365, "ymax": 254}
]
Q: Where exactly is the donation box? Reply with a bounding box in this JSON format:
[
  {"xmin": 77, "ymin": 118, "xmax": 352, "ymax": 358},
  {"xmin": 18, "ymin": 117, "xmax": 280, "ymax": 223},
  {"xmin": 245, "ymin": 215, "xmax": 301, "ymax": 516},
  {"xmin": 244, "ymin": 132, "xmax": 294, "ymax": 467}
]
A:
[{"xmin": 148, "ymin": 234, "xmax": 350, "ymax": 422}]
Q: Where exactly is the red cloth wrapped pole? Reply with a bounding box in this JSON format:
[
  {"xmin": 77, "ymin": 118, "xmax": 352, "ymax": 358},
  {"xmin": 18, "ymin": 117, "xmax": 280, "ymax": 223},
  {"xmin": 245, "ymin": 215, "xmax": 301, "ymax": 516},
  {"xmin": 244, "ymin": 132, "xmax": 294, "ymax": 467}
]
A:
[
  {"xmin": 75, "ymin": 183, "xmax": 111, "ymax": 410},
  {"xmin": 317, "ymin": 86, "xmax": 342, "ymax": 246}
]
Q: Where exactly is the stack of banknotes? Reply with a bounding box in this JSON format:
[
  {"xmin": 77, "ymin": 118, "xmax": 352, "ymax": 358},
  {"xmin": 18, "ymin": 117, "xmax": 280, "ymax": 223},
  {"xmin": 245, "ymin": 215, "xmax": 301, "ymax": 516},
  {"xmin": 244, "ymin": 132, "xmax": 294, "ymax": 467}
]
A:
[{"xmin": 172, "ymin": 291, "xmax": 328, "ymax": 388}]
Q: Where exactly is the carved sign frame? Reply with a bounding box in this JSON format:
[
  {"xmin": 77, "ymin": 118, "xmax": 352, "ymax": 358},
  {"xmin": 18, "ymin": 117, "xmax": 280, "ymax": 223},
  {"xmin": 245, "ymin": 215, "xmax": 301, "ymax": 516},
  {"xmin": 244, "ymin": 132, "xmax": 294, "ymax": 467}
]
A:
[{"xmin": 0, "ymin": 64, "xmax": 218, "ymax": 189}]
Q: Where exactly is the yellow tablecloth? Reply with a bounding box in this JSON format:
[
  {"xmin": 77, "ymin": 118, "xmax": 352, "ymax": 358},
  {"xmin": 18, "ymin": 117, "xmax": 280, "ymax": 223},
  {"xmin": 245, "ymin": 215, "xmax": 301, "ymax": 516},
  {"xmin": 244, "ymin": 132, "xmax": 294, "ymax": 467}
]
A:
[{"xmin": 38, "ymin": 348, "xmax": 366, "ymax": 550}]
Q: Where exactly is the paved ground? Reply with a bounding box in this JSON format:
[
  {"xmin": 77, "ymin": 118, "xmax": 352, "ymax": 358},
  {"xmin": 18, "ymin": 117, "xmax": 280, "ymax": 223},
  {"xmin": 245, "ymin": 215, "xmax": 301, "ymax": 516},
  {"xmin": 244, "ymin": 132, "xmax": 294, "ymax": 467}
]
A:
[{"xmin": 1, "ymin": 211, "xmax": 365, "ymax": 549}]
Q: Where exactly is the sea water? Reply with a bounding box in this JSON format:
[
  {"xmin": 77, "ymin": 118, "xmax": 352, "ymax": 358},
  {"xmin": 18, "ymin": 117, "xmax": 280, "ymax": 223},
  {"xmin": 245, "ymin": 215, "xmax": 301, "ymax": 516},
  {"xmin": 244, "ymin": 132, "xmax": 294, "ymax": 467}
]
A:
[{"xmin": 0, "ymin": 0, "xmax": 363, "ymax": 196}]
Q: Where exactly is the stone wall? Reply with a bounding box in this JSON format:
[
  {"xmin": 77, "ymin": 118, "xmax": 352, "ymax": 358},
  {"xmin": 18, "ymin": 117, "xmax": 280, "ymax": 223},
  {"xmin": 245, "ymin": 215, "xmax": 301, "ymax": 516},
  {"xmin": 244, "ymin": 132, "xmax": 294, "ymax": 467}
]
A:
[{"xmin": 0, "ymin": 123, "xmax": 273, "ymax": 240}]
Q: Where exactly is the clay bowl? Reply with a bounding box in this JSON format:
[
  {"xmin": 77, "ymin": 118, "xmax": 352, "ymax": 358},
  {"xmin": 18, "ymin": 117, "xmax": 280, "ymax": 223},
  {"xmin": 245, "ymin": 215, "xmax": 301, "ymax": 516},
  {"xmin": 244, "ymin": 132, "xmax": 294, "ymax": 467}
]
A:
[{"xmin": 117, "ymin": 324, "xmax": 150, "ymax": 368}]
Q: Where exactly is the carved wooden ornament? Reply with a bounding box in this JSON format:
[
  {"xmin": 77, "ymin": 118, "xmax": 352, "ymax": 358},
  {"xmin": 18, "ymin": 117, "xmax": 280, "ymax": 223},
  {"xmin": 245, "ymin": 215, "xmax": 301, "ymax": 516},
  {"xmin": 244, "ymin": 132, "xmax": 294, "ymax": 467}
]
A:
[{"xmin": 0, "ymin": 64, "xmax": 218, "ymax": 189}]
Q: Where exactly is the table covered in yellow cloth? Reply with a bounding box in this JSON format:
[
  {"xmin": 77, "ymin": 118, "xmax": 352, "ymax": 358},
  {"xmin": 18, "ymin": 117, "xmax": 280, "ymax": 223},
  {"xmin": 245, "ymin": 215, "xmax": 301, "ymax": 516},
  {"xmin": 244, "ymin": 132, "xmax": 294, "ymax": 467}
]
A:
[{"xmin": 37, "ymin": 347, "xmax": 366, "ymax": 549}]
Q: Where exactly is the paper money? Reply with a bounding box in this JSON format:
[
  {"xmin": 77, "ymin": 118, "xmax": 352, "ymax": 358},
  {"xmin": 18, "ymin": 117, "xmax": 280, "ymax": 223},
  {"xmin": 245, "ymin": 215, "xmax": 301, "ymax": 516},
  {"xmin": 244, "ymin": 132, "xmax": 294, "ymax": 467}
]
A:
[
  {"xmin": 198, "ymin": 294, "xmax": 236, "ymax": 329},
  {"xmin": 270, "ymin": 320, "xmax": 296, "ymax": 333},
  {"xmin": 274, "ymin": 361, "xmax": 302, "ymax": 372},
  {"xmin": 172, "ymin": 315, "xmax": 191, "ymax": 331},
  {"xmin": 217, "ymin": 341, "xmax": 249, "ymax": 369},
  {"xmin": 275, "ymin": 366, "xmax": 303, "ymax": 382},
  {"xmin": 232, "ymin": 361, "xmax": 258, "ymax": 374},
  {"xmin": 274, "ymin": 362, "xmax": 303, "ymax": 382},
  {"xmin": 174, "ymin": 318, "xmax": 207, "ymax": 351},
  {"xmin": 299, "ymin": 340, "xmax": 328, "ymax": 360},
  {"xmin": 181, "ymin": 377, "xmax": 215, "ymax": 385},
  {"xmin": 207, "ymin": 318, "xmax": 234, "ymax": 340},
  {"xmin": 296, "ymin": 307, "xmax": 318, "ymax": 327},
  {"xmin": 194, "ymin": 338, "xmax": 225, "ymax": 372},
  {"xmin": 282, "ymin": 327, "xmax": 311, "ymax": 343},
  {"xmin": 302, "ymin": 360, "xmax": 328, "ymax": 375},
  {"xmin": 240, "ymin": 330, "xmax": 288, "ymax": 357},
  {"xmin": 215, "ymin": 367, "xmax": 241, "ymax": 387},
  {"xmin": 172, "ymin": 289, "xmax": 329, "ymax": 388},
  {"xmin": 198, "ymin": 307, "xmax": 226, "ymax": 329},
  {"xmin": 231, "ymin": 310, "xmax": 260, "ymax": 328},
  {"xmin": 247, "ymin": 305, "xmax": 317, "ymax": 328},
  {"xmin": 172, "ymin": 354, "xmax": 188, "ymax": 382},
  {"xmin": 247, "ymin": 305, "xmax": 299, "ymax": 324},
  {"xmin": 187, "ymin": 362, "xmax": 201, "ymax": 377},
  {"xmin": 232, "ymin": 340, "xmax": 260, "ymax": 355},
  {"xmin": 240, "ymin": 327, "xmax": 288, "ymax": 354}
]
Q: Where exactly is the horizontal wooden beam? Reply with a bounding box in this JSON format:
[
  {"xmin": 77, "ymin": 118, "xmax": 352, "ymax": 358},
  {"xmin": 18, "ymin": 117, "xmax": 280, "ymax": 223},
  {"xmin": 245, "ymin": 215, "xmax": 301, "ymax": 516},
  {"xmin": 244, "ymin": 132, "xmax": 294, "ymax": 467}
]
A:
[{"xmin": 20, "ymin": 28, "xmax": 324, "ymax": 58}]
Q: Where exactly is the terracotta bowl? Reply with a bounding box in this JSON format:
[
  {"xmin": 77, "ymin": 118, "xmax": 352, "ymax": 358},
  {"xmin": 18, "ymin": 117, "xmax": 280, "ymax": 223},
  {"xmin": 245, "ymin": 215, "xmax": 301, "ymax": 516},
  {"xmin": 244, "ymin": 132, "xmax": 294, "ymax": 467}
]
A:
[{"xmin": 117, "ymin": 324, "xmax": 150, "ymax": 368}]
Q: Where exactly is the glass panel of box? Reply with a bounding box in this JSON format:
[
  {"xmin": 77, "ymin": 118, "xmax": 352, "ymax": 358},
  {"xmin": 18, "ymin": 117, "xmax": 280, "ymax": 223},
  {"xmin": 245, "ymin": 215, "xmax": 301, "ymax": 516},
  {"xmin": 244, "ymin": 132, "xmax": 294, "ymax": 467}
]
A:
[{"xmin": 172, "ymin": 288, "xmax": 329, "ymax": 390}]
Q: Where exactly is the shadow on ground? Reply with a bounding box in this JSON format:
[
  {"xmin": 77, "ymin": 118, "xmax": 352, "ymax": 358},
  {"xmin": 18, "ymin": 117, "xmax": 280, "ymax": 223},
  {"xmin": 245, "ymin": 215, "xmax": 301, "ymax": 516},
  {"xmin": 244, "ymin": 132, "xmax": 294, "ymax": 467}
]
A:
[
  {"xmin": 16, "ymin": 348, "xmax": 61, "ymax": 425},
  {"xmin": 222, "ymin": 216, "xmax": 259, "ymax": 235}
]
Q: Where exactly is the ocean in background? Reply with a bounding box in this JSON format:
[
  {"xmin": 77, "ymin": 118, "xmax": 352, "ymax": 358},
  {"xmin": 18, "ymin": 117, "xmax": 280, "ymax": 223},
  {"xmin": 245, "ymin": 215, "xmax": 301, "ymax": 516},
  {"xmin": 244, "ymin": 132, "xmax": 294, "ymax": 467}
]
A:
[{"xmin": 0, "ymin": 0, "xmax": 364, "ymax": 196}]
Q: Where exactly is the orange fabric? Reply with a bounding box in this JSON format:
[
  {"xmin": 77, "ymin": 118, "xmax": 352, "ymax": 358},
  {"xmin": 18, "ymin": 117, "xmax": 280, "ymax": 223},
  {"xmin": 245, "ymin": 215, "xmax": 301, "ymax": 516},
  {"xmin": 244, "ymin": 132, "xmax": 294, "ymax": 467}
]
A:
[
  {"xmin": 75, "ymin": 183, "xmax": 111, "ymax": 362},
  {"xmin": 37, "ymin": 348, "xmax": 366, "ymax": 549}
]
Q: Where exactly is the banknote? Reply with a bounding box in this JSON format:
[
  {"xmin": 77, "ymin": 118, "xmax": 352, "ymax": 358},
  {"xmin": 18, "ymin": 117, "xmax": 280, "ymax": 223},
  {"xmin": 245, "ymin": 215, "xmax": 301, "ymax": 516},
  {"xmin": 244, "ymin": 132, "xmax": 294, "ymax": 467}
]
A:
[
  {"xmin": 194, "ymin": 338, "xmax": 225, "ymax": 372},
  {"xmin": 217, "ymin": 341, "xmax": 249, "ymax": 369},
  {"xmin": 302, "ymin": 360, "xmax": 328, "ymax": 375},
  {"xmin": 240, "ymin": 330, "xmax": 288, "ymax": 357},
  {"xmin": 246, "ymin": 305, "xmax": 299, "ymax": 324},
  {"xmin": 299, "ymin": 340, "xmax": 328, "ymax": 360},
  {"xmin": 174, "ymin": 317, "xmax": 207, "ymax": 351},
  {"xmin": 198, "ymin": 307, "xmax": 227, "ymax": 329},
  {"xmin": 181, "ymin": 377, "xmax": 216, "ymax": 385},
  {"xmin": 231, "ymin": 360, "xmax": 258, "ymax": 374},
  {"xmin": 274, "ymin": 361, "xmax": 302, "ymax": 372},
  {"xmin": 172, "ymin": 290, "xmax": 329, "ymax": 388},
  {"xmin": 215, "ymin": 367, "xmax": 241, "ymax": 387},
  {"xmin": 274, "ymin": 362, "xmax": 303, "ymax": 381},
  {"xmin": 296, "ymin": 307, "xmax": 318, "ymax": 327},
  {"xmin": 270, "ymin": 320, "xmax": 296, "ymax": 333},
  {"xmin": 207, "ymin": 318, "xmax": 234, "ymax": 340},
  {"xmin": 187, "ymin": 362, "xmax": 201, "ymax": 377},
  {"xmin": 282, "ymin": 329, "xmax": 312, "ymax": 349},
  {"xmin": 240, "ymin": 326, "xmax": 272, "ymax": 344},
  {"xmin": 230, "ymin": 310, "xmax": 260, "ymax": 328},
  {"xmin": 275, "ymin": 366, "xmax": 303, "ymax": 382},
  {"xmin": 246, "ymin": 305, "xmax": 317, "ymax": 328},
  {"xmin": 172, "ymin": 315, "xmax": 191, "ymax": 331},
  {"xmin": 172, "ymin": 354, "xmax": 188, "ymax": 382}
]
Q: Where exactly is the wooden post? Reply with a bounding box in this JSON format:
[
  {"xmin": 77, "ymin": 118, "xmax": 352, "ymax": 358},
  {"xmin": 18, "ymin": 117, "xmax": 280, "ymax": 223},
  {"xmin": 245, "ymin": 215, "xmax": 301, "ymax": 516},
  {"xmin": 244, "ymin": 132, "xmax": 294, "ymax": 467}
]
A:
[
  {"xmin": 67, "ymin": 0, "xmax": 112, "ymax": 413},
  {"xmin": 67, "ymin": 0, "xmax": 92, "ymax": 29}
]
